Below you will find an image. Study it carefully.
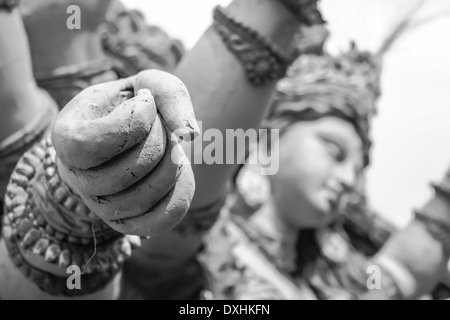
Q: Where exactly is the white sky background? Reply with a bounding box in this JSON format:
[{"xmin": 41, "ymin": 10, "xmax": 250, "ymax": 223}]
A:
[{"xmin": 122, "ymin": 0, "xmax": 450, "ymax": 227}]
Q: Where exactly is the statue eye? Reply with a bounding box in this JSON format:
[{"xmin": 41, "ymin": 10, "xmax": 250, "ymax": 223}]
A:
[{"xmin": 322, "ymin": 138, "xmax": 345, "ymax": 163}]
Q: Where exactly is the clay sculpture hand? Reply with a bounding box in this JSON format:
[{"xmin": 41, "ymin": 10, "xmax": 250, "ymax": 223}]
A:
[{"xmin": 52, "ymin": 70, "xmax": 199, "ymax": 236}]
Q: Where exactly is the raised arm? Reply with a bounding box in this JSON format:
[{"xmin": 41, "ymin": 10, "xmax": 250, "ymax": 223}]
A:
[{"xmin": 175, "ymin": 0, "xmax": 324, "ymax": 210}]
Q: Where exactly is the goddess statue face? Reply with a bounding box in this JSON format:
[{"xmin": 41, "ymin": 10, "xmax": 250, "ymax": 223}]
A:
[{"xmin": 270, "ymin": 115, "xmax": 364, "ymax": 229}]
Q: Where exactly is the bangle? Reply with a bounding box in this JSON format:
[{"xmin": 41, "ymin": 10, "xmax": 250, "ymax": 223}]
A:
[
  {"xmin": 213, "ymin": 6, "xmax": 293, "ymax": 86},
  {"xmin": 35, "ymin": 59, "xmax": 118, "ymax": 109},
  {"xmin": 414, "ymin": 211, "xmax": 450, "ymax": 256},
  {"xmin": 3, "ymin": 136, "xmax": 139, "ymax": 296},
  {"xmin": 0, "ymin": 0, "xmax": 19, "ymax": 11},
  {"xmin": 277, "ymin": 0, "xmax": 325, "ymax": 26}
]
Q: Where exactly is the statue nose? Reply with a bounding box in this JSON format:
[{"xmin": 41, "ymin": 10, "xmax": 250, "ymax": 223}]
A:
[{"xmin": 335, "ymin": 164, "xmax": 357, "ymax": 190}]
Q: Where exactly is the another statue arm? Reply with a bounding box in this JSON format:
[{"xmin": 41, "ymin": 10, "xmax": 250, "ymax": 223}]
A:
[
  {"xmin": 0, "ymin": 8, "xmax": 43, "ymax": 143},
  {"xmin": 175, "ymin": 0, "xmax": 319, "ymax": 210}
]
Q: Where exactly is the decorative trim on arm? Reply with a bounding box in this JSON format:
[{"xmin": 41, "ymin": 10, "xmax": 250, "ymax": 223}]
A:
[{"xmin": 212, "ymin": 6, "xmax": 293, "ymax": 86}]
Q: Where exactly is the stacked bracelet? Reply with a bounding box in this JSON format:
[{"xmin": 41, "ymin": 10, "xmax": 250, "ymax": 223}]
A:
[
  {"xmin": 213, "ymin": 6, "xmax": 292, "ymax": 86},
  {"xmin": 3, "ymin": 136, "xmax": 139, "ymax": 296},
  {"xmin": 0, "ymin": 0, "xmax": 19, "ymax": 11}
]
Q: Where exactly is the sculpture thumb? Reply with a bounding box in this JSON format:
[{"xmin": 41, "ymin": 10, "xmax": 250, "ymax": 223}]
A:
[{"xmin": 132, "ymin": 70, "xmax": 200, "ymax": 141}]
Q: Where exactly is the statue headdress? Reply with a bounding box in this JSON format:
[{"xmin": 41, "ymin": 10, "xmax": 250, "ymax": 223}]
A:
[{"xmin": 266, "ymin": 0, "xmax": 433, "ymax": 167}]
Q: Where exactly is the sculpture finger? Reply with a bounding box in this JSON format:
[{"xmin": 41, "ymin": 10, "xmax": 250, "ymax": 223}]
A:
[
  {"xmin": 52, "ymin": 88, "xmax": 156, "ymax": 169},
  {"xmin": 57, "ymin": 115, "xmax": 166, "ymax": 196},
  {"xmin": 106, "ymin": 153, "xmax": 195, "ymax": 236},
  {"xmin": 69, "ymin": 130, "xmax": 183, "ymax": 220}
]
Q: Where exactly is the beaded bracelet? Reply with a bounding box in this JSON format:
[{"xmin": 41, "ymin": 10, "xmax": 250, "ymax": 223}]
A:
[
  {"xmin": 213, "ymin": 6, "xmax": 293, "ymax": 86},
  {"xmin": 3, "ymin": 136, "xmax": 139, "ymax": 296},
  {"xmin": 0, "ymin": 0, "xmax": 19, "ymax": 11}
]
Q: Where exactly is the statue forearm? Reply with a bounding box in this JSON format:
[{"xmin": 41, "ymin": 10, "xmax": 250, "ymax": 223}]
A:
[{"xmin": 175, "ymin": 0, "xmax": 325, "ymax": 210}]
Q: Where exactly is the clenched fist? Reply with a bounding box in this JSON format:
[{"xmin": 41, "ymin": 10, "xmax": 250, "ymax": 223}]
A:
[{"xmin": 51, "ymin": 70, "xmax": 199, "ymax": 236}]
